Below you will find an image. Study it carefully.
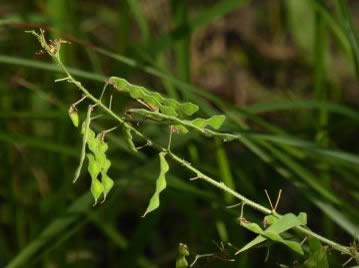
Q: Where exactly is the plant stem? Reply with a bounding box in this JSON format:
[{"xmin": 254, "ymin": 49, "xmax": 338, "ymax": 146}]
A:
[
  {"xmin": 28, "ymin": 29, "xmax": 352, "ymax": 257},
  {"xmin": 168, "ymin": 152, "xmax": 350, "ymax": 255},
  {"xmin": 168, "ymin": 152, "xmax": 271, "ymax": 215}
]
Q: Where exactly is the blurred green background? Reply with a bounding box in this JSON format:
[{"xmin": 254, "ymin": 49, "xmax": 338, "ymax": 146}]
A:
[{"xmin": 1, "ymin": 0, "xmax": 359, "ymax": 267}]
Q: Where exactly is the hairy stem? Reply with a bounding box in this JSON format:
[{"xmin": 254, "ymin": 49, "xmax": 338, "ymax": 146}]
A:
[
  {"xmin": 28, "ymin": 29, "xmax": 352, "ymax": 256},
  {"xmin": 168, "ymin": 152, "xmax": 350, "ymax": 254}
]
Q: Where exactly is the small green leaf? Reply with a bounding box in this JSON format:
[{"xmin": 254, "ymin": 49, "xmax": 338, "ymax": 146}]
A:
[
  {"xmin": 68, "ymin": 106, "xmax": 79, "ymax": 127},
  {"xmin": 237, "ymin": 213, "xmax": 306, "ymax": 255},
  {"xmin": 241, "ymin": 221, "xmax": 264, "ymax": 234},
  {"xmin": 266, "ymin": 213, "xmax": 306, "ymax": 233},
  {"xmin": 142, "ymin": 152, "xmax": 169, "ymax": 217},
  {"xmin": 263, "ymin": 231, "xmax": 303, "ymax": 255}
]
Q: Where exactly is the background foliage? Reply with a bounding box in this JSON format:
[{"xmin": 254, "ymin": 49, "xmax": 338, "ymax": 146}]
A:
[{"xmin": 1, "ymin": 0, "xmax": 359, "ymax": 267}]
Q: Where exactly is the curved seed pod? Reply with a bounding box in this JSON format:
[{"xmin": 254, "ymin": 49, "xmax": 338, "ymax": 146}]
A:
[
  {"xmin": 97, "ymin": 138, "xmax": 109, "ymax": 154},
  {"xmin": 102, "ymin": 157, "xmax": 111, "ymax": 174},
  {"xmin": 74, "ymin": 106, "xmax": 94, "ymax": 183},
  {"xmin": 101, "ymin": 174, "xmax": 114, "ymax": 202},
  {"xmin": 142, "ymin": 152, "xmax": 169, "ymax": 217},
  {"xmin": 159, "ymin": 105, "xmax": 177, "ymax": 117},
  {"xmin": 87, "ymin": 154, "xmax": 103, "ymax": 205},
  {"xmin": 88, "ymin": 136, "xmax": 114, "ymax": 203},
  {"xmin": 91, "ymin": 138, "xmax": 108, "ymax": 167},
  {"xmin": 90, "ymin": 177, "xmax": 104, "ymax": 206},
  {"xmin": 68, "ymin": 106, "xmax": 79, "ymax": 127},
  {"xmin": 143, "ymin": 94, "xmax": 161, "ymax": 110},
  {"xmin": 179, "ymin": 102, "xmax": 199, "ymax": 116},
  {"xmin": 87, "ymin": 154, "xmax": 101, "ymax": 181},
  {"xmin": 124, "ymin": 126, "xmax": 137, "ymax": 153},
  {"xmin": 101, "ymin": 158, "xmax": 113, "ymax": 202},
  {"xmin": 108, "ymin": 76, "xmax": 199, "ymax": 118},
  {"xmin": 87, "ymin": 136, "xmax": 102, "ymax": 156},
  {"xmin": 191, "ymin": 114, "xmax": 226, "ymax": 130},
  {"xmin": 128, "ymin": 109, "xmax": 227, "ymax": 137}
]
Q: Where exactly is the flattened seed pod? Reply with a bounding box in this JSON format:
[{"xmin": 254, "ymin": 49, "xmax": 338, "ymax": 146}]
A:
[{"xmin": 68, "ymin": 105, "xmax": 79, "ymax": 127}]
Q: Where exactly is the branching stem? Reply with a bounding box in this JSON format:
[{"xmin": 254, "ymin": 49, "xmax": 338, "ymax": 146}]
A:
[{"xmin": 28, "ymin": 29, "xmax": 352, "ymax": 257}]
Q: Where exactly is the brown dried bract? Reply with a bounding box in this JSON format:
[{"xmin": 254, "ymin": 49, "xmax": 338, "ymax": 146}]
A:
[{"xmin": 35, "ymin": 38, "xmax": 71, "ymax": 56}]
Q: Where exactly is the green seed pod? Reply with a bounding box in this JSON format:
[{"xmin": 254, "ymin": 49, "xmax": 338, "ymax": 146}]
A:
[
  {"xmin": 90, "ymin": 176, "xmax": 104, "ymax": 206},
  {"xmin": 87, "ymin": 136, "xmax": 102, "ymax": 157},
  {"xmin": 142, "ymin": 152, "xmax": 169, "ymax": 217},
  {"xmin": 98, "ymin": 139, "xmax": 109, "ymax": 154},
  {"xmin": 176, "ymin": 243, "xmax": 189, "ymax": 268},
  {"xmin": 68, "ymin": 105, "xmax": 79, "ymax": 127},
  {"xmin": 95, "ymin": 140, "xmax": 108, "ymax": 167},
  {"xmin": 87, "ymin": 154, "xmax": 104, "ymax": 206},
  {"xmin": 124, "ymin": 127, "xmax": 137, "ymax": 153},
  {"xmin": 87, "ymin": 154, "xmax": 101, "ymax": 180},
  {"xmin": 101, "ymin": 174, "xmax": 114, "ymax": 202},
  {"xmin": 102, "ymin": 158, "xmax": 111, "ymax": 174},
  {"xmin": 178, "ymin": 243, "xmax": 189, "ymax": 256}
]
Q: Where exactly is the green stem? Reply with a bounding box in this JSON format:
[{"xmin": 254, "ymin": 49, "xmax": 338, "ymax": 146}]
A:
[
  {"xmin": 168, "ymin": 152, "xmax": 271, "ymax": 215},
  {"xmin": 56, "ymin": 52, "xmax": 150, "ymax": 144},
  {"xmin": 169, "ymin": 152, "xmax": 350, "ymax": 255},
  {"xmin": 28, "ymin": 29, "xmax": 352, "ymax": 257}
]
